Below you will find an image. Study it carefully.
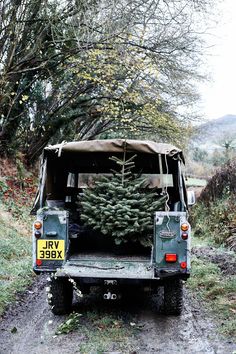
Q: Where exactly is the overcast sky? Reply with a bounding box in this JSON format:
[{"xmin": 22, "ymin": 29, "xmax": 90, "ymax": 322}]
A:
[{"xmin": 199, "ymin": 0, "xmax": 236, "ymax": 121}]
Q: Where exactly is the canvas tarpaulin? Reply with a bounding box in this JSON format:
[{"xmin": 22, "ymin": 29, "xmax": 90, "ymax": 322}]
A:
[{"xmin": 44, "ymin": 139, "xmax": 184, "ymax": 162}]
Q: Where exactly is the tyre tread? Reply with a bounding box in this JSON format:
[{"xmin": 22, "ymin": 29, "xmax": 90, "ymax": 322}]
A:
[
  {"xmin": 49, "ymin": 277, "xmax": 73, "ymax": 315},
  {"xmin": 164, "ymin": 278, "xmax": 183, "ymax": 315}
]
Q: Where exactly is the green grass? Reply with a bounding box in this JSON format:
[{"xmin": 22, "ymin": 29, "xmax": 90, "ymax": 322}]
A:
[
  {"xmin": 188, "ymin": 256, "xmax": 236, "ymax": 337},
  {"xmin": 0, "ymin": 206, "xmax": 33, "ymax": 315},
  {"xmin": 186, "ymin": 178, "xmax": 207, "ymax": 187},
  {"xmin": 190, "ymin": 192, "xmax": 236, "ymax": 338},
  {"xmin": 56, "ymin": 310, "xmax": 137, "ymax": 353},
  {"xmin": 56, "ymin": 312, "xmax": 82, "ymax": 334},
  {"xmin": 191, "ymin": 234, "xmax": 213, "ymax": 248}
]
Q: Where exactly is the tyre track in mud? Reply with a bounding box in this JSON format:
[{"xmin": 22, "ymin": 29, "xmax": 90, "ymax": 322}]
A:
[{"xmin": 0, "ymin": 275, "xmax": 235, "ymax": 354}]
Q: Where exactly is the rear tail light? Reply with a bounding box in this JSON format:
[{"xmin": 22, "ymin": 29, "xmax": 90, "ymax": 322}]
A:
[
  {"xmin": 34, "ymin": 231, "xmax": 41, "ymax": 239},
  {"xmin": 182, "ymin": 232, "xmax": 188, "ymax": 240},
  {"xmin": 165, "ymin": 253, "xmax": 177, "ymax": 262},
  {"xmin": 180, "ymin": 261, "xmax": 187, "ymax": 269},
  {"xmin": 181, "ymin": 223, "xmax": 189, "ymax": 231},
  {"xmin": 34, "ymin": 221, "xmax": 42, "ymax": 230},
  {"xmin": 36, "ymin": 259, "xmax": 42, "ymax": 266}
]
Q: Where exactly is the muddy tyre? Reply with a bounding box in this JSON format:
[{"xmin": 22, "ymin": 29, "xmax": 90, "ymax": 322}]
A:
[
  {"xmin": 164, "ymin": 278, "xmax": 183, "ymax": 315},
  {"xmin": 49, "ymin": 277, "xmax": 73, "ymax": 315}
]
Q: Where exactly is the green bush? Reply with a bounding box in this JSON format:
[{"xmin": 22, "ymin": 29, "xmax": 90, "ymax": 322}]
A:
[
  {"xmin": 0, "ymin": 178, "xmax": 8, "ymax": 196},
  {"xmin": 191, "ymin": 193, "xmax": 236, "ymax": 247}
]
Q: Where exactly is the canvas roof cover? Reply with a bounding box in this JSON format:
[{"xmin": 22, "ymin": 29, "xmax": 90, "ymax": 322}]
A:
[{"xmin": 44, "ymin": 139, "xmax": 184, "ymax": 161}]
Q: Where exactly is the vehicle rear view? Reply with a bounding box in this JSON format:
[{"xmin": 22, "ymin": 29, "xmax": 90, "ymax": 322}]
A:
[{"xmin": 32, "ymin": 139, "xmax": 191, "ymax": 315}]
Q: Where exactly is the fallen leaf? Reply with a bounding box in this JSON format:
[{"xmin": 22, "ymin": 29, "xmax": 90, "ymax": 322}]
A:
[{"xmin": 130, "ymin": 322, "xmax": 136, "ymax": 326}]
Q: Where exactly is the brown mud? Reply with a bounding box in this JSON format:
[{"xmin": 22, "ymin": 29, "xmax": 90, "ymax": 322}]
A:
[
  {"xmin": 192, "ymin": 246, "xmax": 236, "ymax": 275},
  {"xmin": 0, "ymin": 273, "xmax": 235, "ymax": 354}
]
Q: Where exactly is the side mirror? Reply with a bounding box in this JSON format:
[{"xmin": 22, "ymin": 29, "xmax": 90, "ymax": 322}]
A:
[{"xmin": 187, "ymin": 190, "xmax": 196, "ymax": 206}]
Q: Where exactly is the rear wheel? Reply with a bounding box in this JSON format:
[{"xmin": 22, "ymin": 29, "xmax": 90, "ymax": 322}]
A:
[
  {"xmin": 49, "ymin": 277, "xmax": 73, "ymax": 315},
  {"xmin": 164, "ymin": 278, "xmax": 183, "ymax": 315}
]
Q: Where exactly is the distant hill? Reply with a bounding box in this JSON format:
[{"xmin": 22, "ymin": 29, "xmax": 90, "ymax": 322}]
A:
[{"xmin": 192, "ymin": 114, "xmax": 236, "ymax": 151}]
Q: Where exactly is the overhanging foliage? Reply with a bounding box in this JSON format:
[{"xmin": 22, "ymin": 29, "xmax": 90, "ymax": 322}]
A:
[{"xmin": 0, "ymin": 0, "xmax": 213, "ymax": 162}]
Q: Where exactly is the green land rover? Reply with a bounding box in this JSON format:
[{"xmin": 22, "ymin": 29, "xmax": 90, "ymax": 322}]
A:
[{"xmin": 32, "ymin": 139, "xmax": 193, "ymax": 315}]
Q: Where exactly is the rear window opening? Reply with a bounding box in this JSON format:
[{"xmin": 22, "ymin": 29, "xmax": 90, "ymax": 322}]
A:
[{"xmin": 74, "ymin": 173, "xmax": 174, "ymax": 189}]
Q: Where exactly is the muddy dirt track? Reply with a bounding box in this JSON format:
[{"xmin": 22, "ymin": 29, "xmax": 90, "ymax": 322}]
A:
[{"xmin": 0, "ymin": 275, "xmax": 235, "ymax": 354}]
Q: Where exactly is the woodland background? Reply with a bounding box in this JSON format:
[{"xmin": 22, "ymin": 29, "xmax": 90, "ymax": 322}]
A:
[{"xmin": 0, "ymin": 0, "xmax": 214, "ymax": 165}]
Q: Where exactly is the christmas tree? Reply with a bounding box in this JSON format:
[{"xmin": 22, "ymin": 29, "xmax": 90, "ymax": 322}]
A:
[{"xmin": 79, "ymin": 152, "xmax": 167, "ymax": 247}]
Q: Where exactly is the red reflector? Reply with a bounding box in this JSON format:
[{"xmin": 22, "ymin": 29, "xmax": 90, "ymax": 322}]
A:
[
  {"xmin": 36, "ymin": 259, "xmax": 42, "ymax": 266},
  {"xmin": 180, "ymin": 261, "xmax": 187, "ymax": 269},
  {"xmin": 182, "ymin": 233, "xmax": 188, "ymax": 240},
  {"xmin": 35, "ymin": 231, "xmax": 41, "ymax": 239},
  {"xmin": 165, "ymin": 253, "xmax": 177, "ymax": 262}
]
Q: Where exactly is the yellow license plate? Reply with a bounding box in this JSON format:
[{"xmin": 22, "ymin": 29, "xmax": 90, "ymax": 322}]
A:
[{"xmin": 37, "ymin": 240, "xmax": 65, "ymax": 260}]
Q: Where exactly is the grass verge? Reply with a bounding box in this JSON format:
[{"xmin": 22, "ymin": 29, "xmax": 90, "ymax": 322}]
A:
[
  {"xmin": 55, "ymin": 310, "xmax": 139, "ymax": 353},
  {"xmin": 0, "ymin": 205, "xmax": 33, "ymax": 316},
  {"xmin": 187, "ymin": 256, "xmax": 236, "ymax": 337}
]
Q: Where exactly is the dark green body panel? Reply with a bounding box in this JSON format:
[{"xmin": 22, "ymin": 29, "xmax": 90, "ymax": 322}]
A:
[
  {"xmin": 154, "ymin": 211, "xmax": 190, "ymax": 273},
  {"xmin": 32, "ymin": 210, "xmax": 69, "ymax": 271}
]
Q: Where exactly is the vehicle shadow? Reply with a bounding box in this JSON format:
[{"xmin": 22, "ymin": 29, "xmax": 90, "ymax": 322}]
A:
[{"xmin": 72, "ymin": 287, "xmax": 164, "ymax": 320}]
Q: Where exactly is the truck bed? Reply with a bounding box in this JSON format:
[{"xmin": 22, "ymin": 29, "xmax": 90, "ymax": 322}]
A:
[{"xmin": 57, "ymin": 252, "xmax": 156, "ymax": 279}]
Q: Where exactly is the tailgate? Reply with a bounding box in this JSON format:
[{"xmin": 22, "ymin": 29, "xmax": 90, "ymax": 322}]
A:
[{"xmin": 56, "ymin": 253, "xmax": 155, "ymax": 279}]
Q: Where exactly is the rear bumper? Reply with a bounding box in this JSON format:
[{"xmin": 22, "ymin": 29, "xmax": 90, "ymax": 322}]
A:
[
  {"xmin": 155, "ymin": 268, "xmax": 190, "ymax": 280},
  {"xmin": 34, "ymin": 260, "xmax": 189, "ymax": 281}
]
